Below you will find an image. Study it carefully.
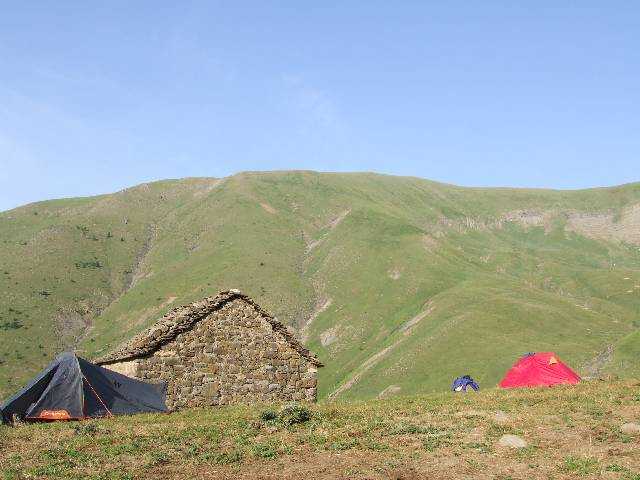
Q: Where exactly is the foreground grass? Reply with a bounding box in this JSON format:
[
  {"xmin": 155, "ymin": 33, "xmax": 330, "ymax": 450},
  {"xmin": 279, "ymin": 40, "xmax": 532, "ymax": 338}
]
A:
[{"xmin": 1, "ymin": 380, "xmax": 639, "ymax": 479}]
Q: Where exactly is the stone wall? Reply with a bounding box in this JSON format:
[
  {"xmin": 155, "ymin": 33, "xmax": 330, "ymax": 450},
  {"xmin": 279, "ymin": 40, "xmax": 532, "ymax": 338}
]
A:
[
  {"xmin": 106, "ymin": 298, "xmax": 318, "ymax": 410},
  {"xmin": 104, "ymin": 359, "xmax": 138, "ymax": 378}
]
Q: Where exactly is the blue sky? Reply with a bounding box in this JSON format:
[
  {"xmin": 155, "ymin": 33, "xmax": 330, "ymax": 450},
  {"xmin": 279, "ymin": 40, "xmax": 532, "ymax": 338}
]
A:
[{"xmin": 0, "ymin": 2, "xmax": 638, "ymax": 211}]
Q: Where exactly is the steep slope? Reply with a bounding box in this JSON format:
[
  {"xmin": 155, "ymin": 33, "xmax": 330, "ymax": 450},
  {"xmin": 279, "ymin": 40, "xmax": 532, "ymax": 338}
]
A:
[
  {"xmin": 0, "ymin": 178, "xmax": 224, "ymax": 394},
  {"xmin": 1, "ymin": 172, "xmax": 639, "ymax": 399}
]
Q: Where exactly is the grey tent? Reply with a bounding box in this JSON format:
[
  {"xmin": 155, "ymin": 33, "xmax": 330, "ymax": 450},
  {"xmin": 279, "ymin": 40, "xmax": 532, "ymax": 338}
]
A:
[{"xmin": 1, "ymin": 352, "xmax": 167, "ymax": 423}]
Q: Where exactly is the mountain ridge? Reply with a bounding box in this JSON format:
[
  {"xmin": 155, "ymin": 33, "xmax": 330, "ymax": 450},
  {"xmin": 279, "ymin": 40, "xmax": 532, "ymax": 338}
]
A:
[
  {"xmin": 1, "ymin": 171, "xmax": 639, "ymax": 400},
  {"xmin": 4, "ymin": 171, "xmax": 640, "ymax": 214}
]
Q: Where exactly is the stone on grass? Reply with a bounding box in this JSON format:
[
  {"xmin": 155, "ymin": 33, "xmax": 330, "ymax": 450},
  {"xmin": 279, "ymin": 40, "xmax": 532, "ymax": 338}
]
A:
[
  {"xmin": 498, "ymin": 434, "xmax": 527, "ymax": 449},
  {"xmin": 620, "ymin": 423, "xmax": 640, "ymax": 435}
]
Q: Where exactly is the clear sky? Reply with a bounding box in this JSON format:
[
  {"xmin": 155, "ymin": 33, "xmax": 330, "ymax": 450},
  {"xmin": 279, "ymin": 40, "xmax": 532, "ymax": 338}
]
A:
[{"xmin": 1, "ymin": 2, "xmax": 638, "ymax": 211}]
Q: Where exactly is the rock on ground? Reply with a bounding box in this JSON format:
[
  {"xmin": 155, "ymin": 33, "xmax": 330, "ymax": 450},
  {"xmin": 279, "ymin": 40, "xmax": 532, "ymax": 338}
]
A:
[
  {"xmin": 498, "ymin": 434, "xmax": 528, "ymax": 449},
  {"xmin": 620, "ymin": 423, "xmax": 640, "ymax": 434}
]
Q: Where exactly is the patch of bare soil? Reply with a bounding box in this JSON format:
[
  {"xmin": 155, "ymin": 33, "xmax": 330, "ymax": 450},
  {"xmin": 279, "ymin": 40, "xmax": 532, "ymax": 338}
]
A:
[
  {"xmin": 192, "ymin": 178, "xmax": 225, "ymax": 198},
  {"xmin": 54, "ymin": 306, "xmax": 93, "ymax": 350},
  {"xmin": 304, "ymin": 209, "xmax": 351, "ymax": 253},
  {"xmin": 565, "ymin": 203, "xmax": 640, "ymax": 244},
  {"xmin": 54, "ymin": 292, "xmax": 111, "ymax": 350},
  {"xmin": 126, "ymin": 223, "xmax": 158, "ymax": 290},
  {"xmin": 424, "ymin": 203, "xmax": 640, "ymax": 247},
  {"xmin": 301, "ymin": 297, "xmax": 332, "ymax": 342},
  {"xmin": 260, "ymin": 202, "xmax": 277, "ymax": 214}
]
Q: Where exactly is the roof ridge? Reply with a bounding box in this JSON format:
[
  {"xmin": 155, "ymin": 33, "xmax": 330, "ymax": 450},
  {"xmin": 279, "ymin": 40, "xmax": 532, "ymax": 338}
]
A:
[{"xmin": 94, "ymin": 290, "xmax": 323, "ymax": 367}]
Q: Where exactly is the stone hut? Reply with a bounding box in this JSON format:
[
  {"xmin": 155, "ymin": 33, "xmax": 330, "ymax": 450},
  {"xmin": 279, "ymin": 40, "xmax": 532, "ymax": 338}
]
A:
[{"xmin": 95, "ymin": 290, "xmax": 322, "ymax": 410}]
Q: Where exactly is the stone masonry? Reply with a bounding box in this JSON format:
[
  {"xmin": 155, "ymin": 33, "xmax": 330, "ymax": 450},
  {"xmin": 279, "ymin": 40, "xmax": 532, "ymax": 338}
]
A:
[{"xmin": 95, "ymin": 290, "xmax": 322, "ymax": 410}]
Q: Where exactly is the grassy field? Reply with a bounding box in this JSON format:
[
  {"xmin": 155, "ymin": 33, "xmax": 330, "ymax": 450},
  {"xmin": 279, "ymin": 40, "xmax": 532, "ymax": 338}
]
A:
[
  {"xmin": 1, "ymin": 171, "xmax": 639, "ymax": 400},
  {"xmin": 1, "ymin": 380, "xmax": 639, "ymax": 479}
]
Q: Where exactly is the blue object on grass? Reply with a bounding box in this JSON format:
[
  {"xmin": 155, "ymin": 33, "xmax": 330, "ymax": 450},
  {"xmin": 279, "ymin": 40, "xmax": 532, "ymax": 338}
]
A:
[{"xmin": 451, "ymin": 375, "xmax": 479, "ymax": 392}]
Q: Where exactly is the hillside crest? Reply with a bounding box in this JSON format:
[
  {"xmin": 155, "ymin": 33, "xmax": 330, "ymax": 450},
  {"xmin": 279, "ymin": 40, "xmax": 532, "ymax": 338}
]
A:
[{"xmin": 1, "ymin": 170, "xmax": 639, "ymax": 400}]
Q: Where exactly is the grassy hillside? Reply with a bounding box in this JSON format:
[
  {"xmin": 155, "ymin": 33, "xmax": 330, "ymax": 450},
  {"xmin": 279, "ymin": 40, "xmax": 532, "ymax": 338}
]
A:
[
  {"xmin": 1, "ymin": 380, "xmax": 639, "ymax": 479},
  {"xmin": 0, "ymin": 171, "xmax": 639, "ymax": 400}
]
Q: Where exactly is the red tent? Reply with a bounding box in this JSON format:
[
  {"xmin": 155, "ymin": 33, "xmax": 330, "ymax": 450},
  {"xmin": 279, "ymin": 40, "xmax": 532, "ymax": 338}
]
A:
[{"xmin": 499, "ymin": 352, "xmax": 580, "ymax": 388}]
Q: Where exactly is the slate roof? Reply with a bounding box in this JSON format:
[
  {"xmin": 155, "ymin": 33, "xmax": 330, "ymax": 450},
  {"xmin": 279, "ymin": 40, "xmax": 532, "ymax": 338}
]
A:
[{"xmin": 94, "ymin": 290, "xmax": 323, "ymax": 367}]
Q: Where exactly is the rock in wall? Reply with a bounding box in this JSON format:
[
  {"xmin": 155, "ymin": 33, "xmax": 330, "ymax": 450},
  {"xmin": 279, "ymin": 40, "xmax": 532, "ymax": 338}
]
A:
[{"xmin": 106, "ymin": 298, "xmax": 318, "ymax": 410}]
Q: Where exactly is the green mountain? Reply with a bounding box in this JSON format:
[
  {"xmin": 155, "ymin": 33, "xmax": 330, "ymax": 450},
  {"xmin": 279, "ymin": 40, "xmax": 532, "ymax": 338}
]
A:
[{"xmin": 1, "ymin": 171, "xmax": 639, "ymax": 400}]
